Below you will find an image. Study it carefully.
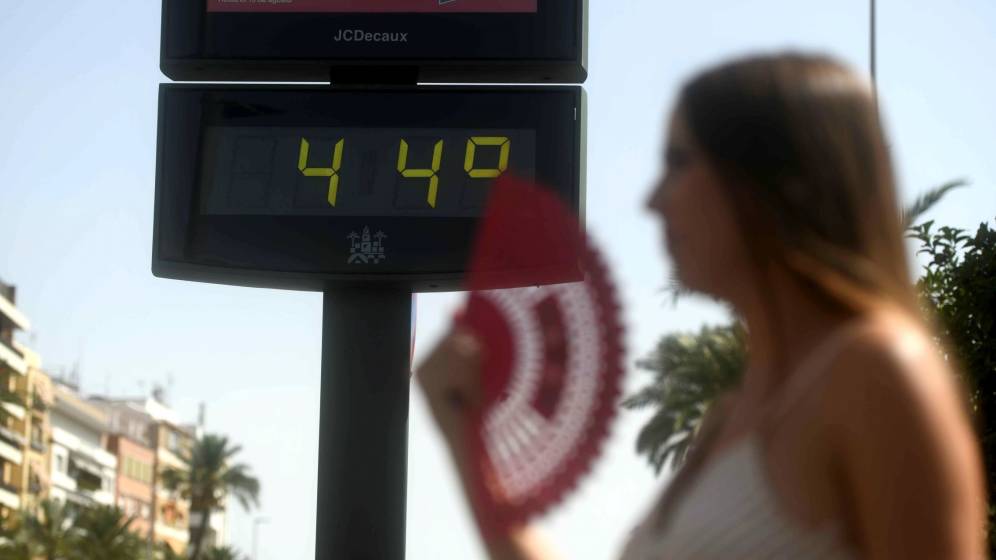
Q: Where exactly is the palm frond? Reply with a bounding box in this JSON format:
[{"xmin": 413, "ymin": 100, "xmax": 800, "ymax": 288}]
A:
[
  {"xmin": 624, "ymin": 323, "xmax": 746, "ymax": 474},
  {"xmin": 902, "ymin": 179, "xmax": 968, "ymax": 229}
]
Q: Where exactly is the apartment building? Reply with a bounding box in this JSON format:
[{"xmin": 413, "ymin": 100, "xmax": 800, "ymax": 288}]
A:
[
  {"xmin": 92, "ymin": 397, "xmax": 216, "ymax": 555},
  {"xmin": 0, "ymin": 280, "xmax": 30, "ymax": 521},
  {"xmin": 106, "ymin": 434, "xmax": 156, "ymax": 539},
  {"xmin": 49, "ymin": 383, "xmax": 117, "ymax": 507},
  {"xmin": 0, "ymin": 278, "xmax": 229, "ymax": 552},
  {"xmin": 17, "ymin": 347, "xmax": 53, "ymax": 514}
]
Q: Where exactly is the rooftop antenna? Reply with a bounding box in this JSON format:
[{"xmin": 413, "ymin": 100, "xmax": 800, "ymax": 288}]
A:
[
  {"xmin": 151, "ymin": 383, "xmax": 166, "ymax": 405},
  {"xmin": 69, "ymin": 360, "xmax": 81, "ymax": 391},
  {"xmin": 166, "ymin": 372, "xmax": 175, "ymax": 406}
]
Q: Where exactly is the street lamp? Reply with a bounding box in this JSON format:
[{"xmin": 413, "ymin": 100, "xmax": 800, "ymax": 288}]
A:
[{"xmin": 252, "ymin": 516, "xmax": 270, "ymax": 560}]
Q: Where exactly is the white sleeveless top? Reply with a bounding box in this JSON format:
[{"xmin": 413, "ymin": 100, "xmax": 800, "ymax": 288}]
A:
[{"xmin": 618, "ymin": 322, "xmax": 871, "ymax": 560}]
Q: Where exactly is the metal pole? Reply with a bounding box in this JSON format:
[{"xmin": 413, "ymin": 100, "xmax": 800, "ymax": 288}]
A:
[
  {"xmin": 315, "ymin": 288, "xmax": 411, "ymax": 560},
  {"xmin": 252, "ymin": 516, "xmax": 269, "ymax": 560},
  {"xmin": 870, "ymin": 0, "xmax": 879, "ymax": 114}
]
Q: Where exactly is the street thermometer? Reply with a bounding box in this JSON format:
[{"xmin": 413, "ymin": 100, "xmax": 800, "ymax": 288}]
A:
[{"xmin": 153, "ymin": 2, "xmax": 591, "ymax": 558}]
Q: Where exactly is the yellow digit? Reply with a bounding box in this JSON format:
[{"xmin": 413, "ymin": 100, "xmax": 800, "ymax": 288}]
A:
[
  {"xmin": 464, "ymin": 136, "xmax": 510, "ymax": 179},
  {"xmin": 298, "ymin": 138, "xmax": 345, "ymax": 207},
  {"xmin": 397, "ymin": 139, "xmax": 444, "ymax": 208}
]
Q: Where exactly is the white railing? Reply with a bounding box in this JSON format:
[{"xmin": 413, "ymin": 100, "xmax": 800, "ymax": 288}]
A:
[
  {"xmin": 158, "ymin": 448, "xmax": 186, "ymax": 470},
  {"xmin": 0, "ymin": 340, "xmax": 27, "ymax": 375},
  {"xmin": 155, "ymin": 522, "xmax": 189, "ymax": 543},
  {"xmin": 91, "ymin": 489, "xmax": 115, "ymax": 506},
  {"xmin": 0, "ymin": 294, "xmax": 30, "ymax": 331},
  {"xmin": 51, "ymin": 427, "xmax": 117, "ymax": 468},
  {"xmin": 52, "ymin": 471, "xmax": 77, "ymax": 492},
  {"xmin": 0, "ymin": 439, "xmax": 22, "ymax": 465},
  {"xmin": 0, "ymin": 486, "xmax": 20, "ymax": 510},
  {"xmin": 2, "ymin": 403, "xmax": 25, "ymax": 421}
]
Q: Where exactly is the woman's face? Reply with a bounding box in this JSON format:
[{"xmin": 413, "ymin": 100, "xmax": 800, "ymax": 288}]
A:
[{"xmin": 645, "ymin": 109, "xmax": 752, "ymax": 300}]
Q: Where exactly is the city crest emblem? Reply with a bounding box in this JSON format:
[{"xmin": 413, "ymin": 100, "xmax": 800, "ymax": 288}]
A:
[{"xmin": 347, "ymin": 227, "xmax": 387, "ymax": 264}]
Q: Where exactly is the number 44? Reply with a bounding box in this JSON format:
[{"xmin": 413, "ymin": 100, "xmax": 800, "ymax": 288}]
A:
[{"xmin": 298, "ymin": 136, "xmax": 511, "ymax": 208}]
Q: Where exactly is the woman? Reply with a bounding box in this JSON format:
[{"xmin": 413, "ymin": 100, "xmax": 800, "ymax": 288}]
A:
[{"xmin": 417, "ymin": 53, "xmax": 986, "ymax": 559}]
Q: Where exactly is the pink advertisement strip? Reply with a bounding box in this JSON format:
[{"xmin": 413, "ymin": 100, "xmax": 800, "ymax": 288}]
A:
[{"xmin": 208, "ymin": 0, "xmax": 538, "ymax": 13}]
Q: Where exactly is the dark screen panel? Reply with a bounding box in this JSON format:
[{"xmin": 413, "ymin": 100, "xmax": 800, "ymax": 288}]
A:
[
  {"xmin": 205, "ymin": 0, "xmax": 538, "ymax": 13},
  {"xmin": 153, "ymin": 85, "xmax": 583, "ymax": 291},
  {"xmin": 160, "ymin": 0, "xmax": 585, "ymax": 82}
]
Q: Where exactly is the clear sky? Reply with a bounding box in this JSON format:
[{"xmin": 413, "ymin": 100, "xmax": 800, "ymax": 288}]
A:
[{"xmin": 1, "ymin": 1, "xmax": 994, "ymax": 559}]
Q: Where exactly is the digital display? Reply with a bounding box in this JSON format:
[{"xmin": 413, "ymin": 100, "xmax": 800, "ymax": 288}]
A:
[
  {"xmin": 200, "ymin": 127, "xmax": 536, "ymax": 218},
  {"xmin": 154, "ymin": 85, "xmax": 582, "ymax": 291},
  {"xmin": 206, "ymin": 0, "xmax": 538, "ymax": 13},
  {"xmin": 164, "ymin": 0, "xmax": 582, "ymax": 82}
]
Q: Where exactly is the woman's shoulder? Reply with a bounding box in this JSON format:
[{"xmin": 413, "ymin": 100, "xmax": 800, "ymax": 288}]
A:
[
  {"xmin": 818, "ymin": 309, "xmax": 980, "ymax": 491},
  {"xmin": 822, "ymin": 309, "xmax": 964, "ymax": 427},
  {"xmin": 826, "ymin": 310, "xmax": 956, "ymax": 403},
  {"xmin": 819, "ymin": 310, "xmax": 985, "ymax": 557}
]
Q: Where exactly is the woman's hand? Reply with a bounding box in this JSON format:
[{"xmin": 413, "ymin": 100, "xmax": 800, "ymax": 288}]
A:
[
  {"xmin": 415, "ymin": 326, "xmax": 485, "ymax": 444},
  {"xmin": 416, "ymin": 327, "xmax": 564, "ymax": 560}
]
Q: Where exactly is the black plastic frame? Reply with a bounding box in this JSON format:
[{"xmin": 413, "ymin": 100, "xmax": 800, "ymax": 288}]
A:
[
  {"xmin": 152, "ymin": 85, "xmax": 585, "ymax": 292},
  {"xmin": 160, "ymin": 0, "xmax": 587, "ymax": 83}
]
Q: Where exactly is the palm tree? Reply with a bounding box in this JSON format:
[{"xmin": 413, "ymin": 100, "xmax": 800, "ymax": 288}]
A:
[
  {"xmin": 155, "ymin": 541, "xmax": 186, "ymax": 560},
  {"xmin": 161, "ymin": 435, "xmax": 260, "ymax": 560},
  {"xmin": 71, "ymin": 505, "xmax": 144, "ymax": 560},
  {"xmin": 202, "ymin": 546, "xmax": 248, "ymax": 560},
  {"xmin": 0, "ymin": 513, "xmax": 33, "ymax": 560},
  {"xmin": 622, "ymin": 324, "xmax": 745, "ymax": 473},
  {"xmin": 901, "ymin": 178, "xmax": 966, "ymax": 229},
  {"xmin": 17, "ymin": 499, "xmax": 78, "ymax": 560}
]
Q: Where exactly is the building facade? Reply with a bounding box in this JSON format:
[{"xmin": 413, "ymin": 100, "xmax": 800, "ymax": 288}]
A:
[
  {"xmin": 0, "ymin": 280, "xmax": 30, "ymax": 521},
  {"xmin": 1, "ymin": 279, "xmax": 230, "ymax": 552},
  {"xmin": 49, "ymin": 384, "xmax": 117, "ymax": 507},
  {"xmin": 106, "ymin": 434, "xmax": 156, "ymax": 539},
  {"xmin": 17, "ymin": 347, "xmax": 53, "ymax": 514},
  {"xmin": 153, "ymin": 419, "xmax": 194, "ymax": 554},
  {"xmin": 92, "ymin": 397, "xmax": 224, "ymax": 555}
]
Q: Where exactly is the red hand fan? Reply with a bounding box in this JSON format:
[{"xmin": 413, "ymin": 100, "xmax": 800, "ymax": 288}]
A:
[{"xmin": 456, "ymin": 174, "xmax": 626, "ymax": 540}]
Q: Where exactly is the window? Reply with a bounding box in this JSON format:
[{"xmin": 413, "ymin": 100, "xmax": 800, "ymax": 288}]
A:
[
  {"xmin": 0, "ymin": 459, "xmax": 11, "ymax": 487},
  {"xmin": 124, "ymin": 457, "xmax": 153, "ymax": 484},
  {"xmin": 55, "ymin": 454, "xmax": 65, "ymax": 473},
  {"xmin": 167, "ymin": 431, "xmax": 180, "ymax": 454},
  {"xmin": 30, "ymin": 423, "xmax": 44, "ymax": 451}
]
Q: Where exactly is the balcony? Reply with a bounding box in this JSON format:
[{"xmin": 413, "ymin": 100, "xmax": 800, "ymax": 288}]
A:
[
  {"xmin": 52, "ymin": 460, "xmax": 116, "ymax": 508},
  {"xmin": 51, "ymin": 427, "xmax": 116, "ymax": 469},
  {"xmin": 0, "ymin": 425, "xmax": 26, "ymax": 449},
  {"xmin": 0, "ymin": 441, "xmax": 24, "ymax": 465},
  {"xmin": 67, "ymin": 486, "xmax": 114, "ymax": 507},
  {"xmin": 0, "ymin": 480, "xmax": 18, "ymax": 496},
  {"xmin": 0, "ymin": 340, "xmax": 26, "ymax": 376},
  {"xmin": 31, "ymin": 390, "xmax": 48, "ymax": 412},
  {"xmin": 30, "ymin": 438, "xmax": 46, "ymax": 453},
  {"xmin": 154, "ymin": 521, "xmax": 189, "ymax": 545},
  {"xmin": 0, "ymin": 439, "xmax": 22, "ymax": 465},
  {"xmin": 2, "ymin": 402, "xmax": 25, "ymax": 421},
  {"xmin": 0, "ymin": 291, "xmax": 30, "ymax": 332},
  {"xmin": 0, "ymin": 484, "xmax": 20, "ymax": 511}
]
